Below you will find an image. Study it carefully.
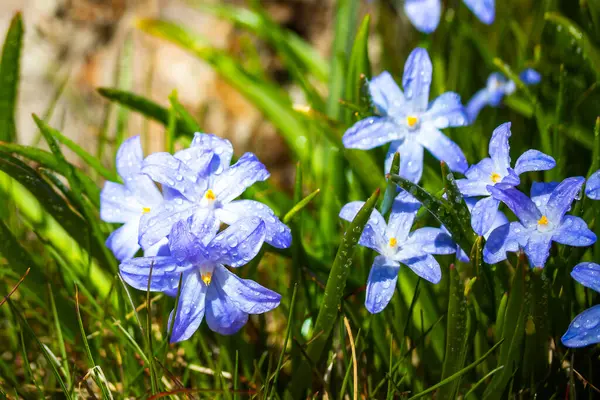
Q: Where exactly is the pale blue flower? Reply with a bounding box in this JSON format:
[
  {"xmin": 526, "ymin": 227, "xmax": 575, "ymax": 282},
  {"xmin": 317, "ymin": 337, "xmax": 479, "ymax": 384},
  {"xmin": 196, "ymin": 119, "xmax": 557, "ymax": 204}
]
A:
[
  {"xmin": 562, "ymin": 262, "xmax": 600, "ymax": 347},
  {"xmin": 339, "ymin": 191, "xmax": 455, "ymax": 313},
  {"xmin": 343, "ymin": 48, "xmax": 468, "ymax": 183}
]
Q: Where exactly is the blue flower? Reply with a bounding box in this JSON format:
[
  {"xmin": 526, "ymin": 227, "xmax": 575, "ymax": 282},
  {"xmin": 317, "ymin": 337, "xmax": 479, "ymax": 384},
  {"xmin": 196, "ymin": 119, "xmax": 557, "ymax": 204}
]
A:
[
  {"xmin": 456, "ymin": 123, "xmax": 555, "ymax": 236},
  {"xmin": 466, "ymin": 69, "xmax": 541, "ymax": 123},
  {"xmin": 138, "ymin": 133, "xmax": 291, "ymax": 251},
  {"xmin": 585, "ymin": 169, "xmax": 600, "ymax": 200},
  {"xmin": 342, "ymin": 48, "xmax": 469, "ymax": 183},
  {"xmin": 561, "ymin": 262, "xmax": 600, "ymax": 347},
  {"xmin": 447, "ymin": 197, "xmax": 508, "ymax": 263},
  {"xmin": 483, "ymin": 177, "xmax": 596, "ymax": 267},
  {"xmin": 404, "ymin": 0, "xmax": 494, "ymax": 34},
  {"xmin": 100, "ymin": 136, "xmax": 164, "ymax": 261},
  {"xmin": 339, "ymin": 191, "xmax": 455, "ymax": 313},
  {"xmin": 120, "ymin": 218, "xmax": 281, "ymax": 342}
]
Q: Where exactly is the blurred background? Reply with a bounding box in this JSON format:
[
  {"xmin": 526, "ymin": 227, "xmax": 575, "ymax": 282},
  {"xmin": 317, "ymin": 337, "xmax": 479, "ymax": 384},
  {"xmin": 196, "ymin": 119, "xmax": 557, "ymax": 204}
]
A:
[{"xmin": 0, "ymin": 0, "xmax": 384, "ymax": 188}]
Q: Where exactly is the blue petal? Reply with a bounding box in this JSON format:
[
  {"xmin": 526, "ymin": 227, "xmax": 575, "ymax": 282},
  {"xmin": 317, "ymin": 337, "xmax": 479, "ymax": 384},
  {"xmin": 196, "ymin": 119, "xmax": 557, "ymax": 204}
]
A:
[
  {"xmin": 561, "ymin": 304, "xmax": 600, "ymax": 348},
  {"xmin": 120, "ymin": 256, "xmax": 193, "ymax": 293},
  {"xmin": 205, "ymin": 283, "xmax": 249, "ymax": 335},
  {"xmin": 139, "ymin": 199, "xmax": 197, "ymax": 250},
  {"xmin": 471, "ymin": 196, "xmax": 500, "ymax": 236},
  {"xmin": 174, "ymin": 147, "xmax": 216, "ymax": 176},
  {"xmin": 168, "ymin": 220, "xmax": 205, "ymax": 263},
  {"xmin": 388, "ymin": 139, "xmax": 425, "ymax": 183},
  {"xmin": 462, "ymin": 0, "xmax": 495, "ymax": 24},
  {"xmin": 417, "ymin": 126, "xmax": 468, "ymax": 173},
  {"xmin": 368, "ymin": 71, "xmax": 406, "ymax": 115},
  {"xmin": 514, "ymin": 150, "xmax": 556, "ymax": 176},
  {"xmin": 552, "ymin": 216, "xmax": 596, "ymax": 247},
  {"xmin": 206, "ymin": 217, "xmax": 266, "ymax": 268},
  {"xmin": 170, "ymin": 271, "xmax": 207, "ymax": 342},
  {"xmin": 403, "ymin": 254, "xmax": 442, "ymax": 283},
  {"xmin": 212, "ymin": 152, "xmax": 270, "ymax": 204},
  {"xmin": 484, "ymin": 209, "xmax": 509, "ymax": 239},
  {"xmin": 106, "ymin": 219, "xmax": 140, "ymax": 261},
  {"xmin": 386, "ymin": 190, "xmax": 421, "ymax": 242},
  {"xmin": 586, "ymin": 170, "xmax": 600, "ymax": 200},
  {"xmin": 218, "ymin": 200, "xmax": 291, "ymax": 249},
  {"xmin": 488, "ymin": 186, "xmax": 541, "ymax": 228},
  {"xmin": 190, "ymin": 133, "xmax": 233, "ymax": 170},
  {"xmin": 144, "ymin": 238, "xmax": 171, "ymax": 257},
  {"xmin": 545, "ymin": 177, "xmax": 585, "ymax": 222},
  {"xmin": 116, "ymin": 135, "xmax": 143, "ymax": 180},
  {"xmin": 342, "ymin": 117, "xmax": 405, "ymax": 150},
  {"xmin": 483, "ymin": 222, "xmax": 530, "ymax": 264},
  {"xmin": 530, "ymin": 181, "xmax": 559, "ymax": 208},
  {"xmin": 400, "ymin": 227, "xmax": 456, "ymax": 257},
  {"xmin": 100, "ymin": 181, "xmax": 142, "ymax": 223},
  {"xmin": 488, "ymin": 122, "xmax": 511, "ymax": 173},
  {"xmin": 571, "ymin": 262, "xmax": 600, "ymax": 293},
  {"xmin": 187, "ymin": 208, "xmax": 220, "ymax": 246},
  {"xmin": 215, "ymin": 265, "xmax": 281, "ymax": 314},
  {"xmin": 519, "ymin": 69, "xmax": 541, "ymax": 85},
  {"xmin": 424, "ymin": 92, "xmax": 469, "ymax": 129},
  {"xmin": 142, "ymin": 152, "xmax": 206, "ymax": 202},
  {"xmin": 457, "ymin": 159, "xmax": 495, "ymax": 197},
  {"xmin": 524, "ymin": 231, "xmax": 553, "ymax": 268},
  {"xmin": 404, "ymin": 0, "xmax": 442, "ymax": 34},
  {"xmin": 402, "ymin": 48, "xmax": 433, "ymax": 113},
  {"xmin": 465, "ymin": 88, "xmax": 491, "ymax": 123},
  {"xmin": 365, "ymin": 256, "xmax": 400, "ymax": 313},
  {"xmin": 339, "ymin": 201, "xmax": 386, "ymax": 252}
]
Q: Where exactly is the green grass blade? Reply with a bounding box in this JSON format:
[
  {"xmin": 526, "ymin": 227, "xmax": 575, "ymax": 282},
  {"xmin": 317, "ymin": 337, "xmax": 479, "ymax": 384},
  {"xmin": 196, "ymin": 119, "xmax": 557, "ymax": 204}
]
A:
[
  {"xmin": 98, "ymin": 87, "xmax": 193, "ymax": 137},
  {"xmin": 8, "ymin": 299, "xmax": 72, "ymax": 398},
  {"xmin": 482, "ymin": 258, "xmax": 528, "ymax": 400},
  {"xmin": 0, "ymin": 12, "xmax": 23, "ymax": 142},
  {"xmin": 438, "ymin": 265, "xmax": 474, "ymax": 399},
  {"xmin": 289, "ymin": 188, "xmax": 380, "ymax": 398},
  {"xmin": 283, "ymin": 188, "xmax": 321, "ymax": 224},
  {"xmin": 408, "ymin": 339, "xmax": 505, "ymax": 400}
]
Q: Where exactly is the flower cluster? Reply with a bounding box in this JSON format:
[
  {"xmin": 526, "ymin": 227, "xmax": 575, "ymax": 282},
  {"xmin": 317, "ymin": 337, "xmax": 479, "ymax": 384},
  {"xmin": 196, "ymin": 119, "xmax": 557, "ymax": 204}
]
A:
[
  {"xmin": 101, "ymin": 134, "xmax": 291, "ymax": 342},
  {"xmin": 342, "ymin": 46, "xmax": 599, "ymax": 346}
]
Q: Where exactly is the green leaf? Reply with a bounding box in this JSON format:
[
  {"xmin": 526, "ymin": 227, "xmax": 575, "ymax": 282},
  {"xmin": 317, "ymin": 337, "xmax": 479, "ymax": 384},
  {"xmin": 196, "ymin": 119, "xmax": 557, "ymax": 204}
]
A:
[
  {"xmin": 283, "ymin": 188, "xmax": 321, "ymax": 224},
  {"xmin": 136, "ymin": 18, "xmax": 312, "ymax": 163},
  {"xmin": 388, "ymin": 172, "xmax": 476, "ymax": 254},
  {"xmin": 34, "ymin": 115, "xmax": 117, "ymax": 273},
  {"xmin": 0, "ymin": 152, "xmax": 108, "ymax": 265},
  {"xmin": 544, "ymin": 12, "xmax": 600, "ymax": 80},
  {"xmin": 344, "ymin": 14, "xmax": 371, "ymax": 122},
  {"xmin": 0, "ymin": 220, "xmax": 46, "ymax": 306},
  {"xmin": 97, "ymin": 87, "xmax": 194, "ymax": 137},
  {"xmin": 0, "ymin": 142, "xmax": 101, "ymax": 206},
  {"xmin": 289, "ymin": 188, "xmax": 380, "ymax": 398},
  {"xmin": 40, "ymin": 122, "xmax": 118, "ymax": 182},
  {"xmin": 0, "ymin": 12, "xmax": 23, "ymax": 142},
  {"xmin": 483, "ymin": 258, "xmax": 528, "ymax": 400},
  {"xmin": 438, "ymin": 265, "xmax": 474, "ymax": 400}
]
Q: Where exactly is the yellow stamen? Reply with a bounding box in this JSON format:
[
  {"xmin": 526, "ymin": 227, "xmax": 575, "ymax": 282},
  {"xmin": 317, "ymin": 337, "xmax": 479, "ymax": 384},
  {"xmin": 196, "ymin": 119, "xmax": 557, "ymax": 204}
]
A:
[
  {"xmin": 389, "ymin": 237, "xmax": 398, "ymax": 248},
  {"xmin": 201, "ymin": 272, "xmax": 212, "ymax": 286},
  {"xmin": 205, "ymin": 189, "xmax": 216, "ymax": 201},
  {"xmin": 490, "ymin": 173, "xmax": 501, "ymax": 183},
  {"xmin": 407, "ymin": 116, "xmax": 418, "ymax": 127},
  {"xmin": 142, "ymin": 207, "xmax": 151, "ymax": 214},
  {"xmin": 537, "ymin": 215, "xmax": 549, "ymax": 226}
]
